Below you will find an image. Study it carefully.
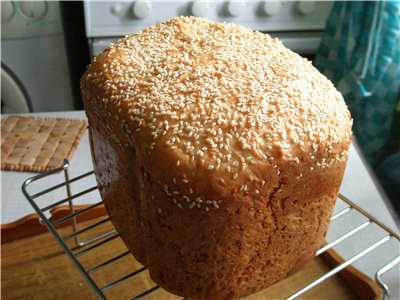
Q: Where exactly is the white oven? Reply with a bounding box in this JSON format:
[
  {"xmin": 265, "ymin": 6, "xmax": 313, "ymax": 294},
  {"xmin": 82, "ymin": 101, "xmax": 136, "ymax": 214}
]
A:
[{"xmin": 83, "ymin": 1, "xmax": 334, "ymax": 58}]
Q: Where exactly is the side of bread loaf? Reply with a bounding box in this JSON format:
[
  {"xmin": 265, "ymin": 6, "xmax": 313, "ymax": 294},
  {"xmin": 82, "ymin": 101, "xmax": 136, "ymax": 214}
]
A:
[{"xmin": 82, "ymin": 17, "xmax": 352, "ymax": 300}]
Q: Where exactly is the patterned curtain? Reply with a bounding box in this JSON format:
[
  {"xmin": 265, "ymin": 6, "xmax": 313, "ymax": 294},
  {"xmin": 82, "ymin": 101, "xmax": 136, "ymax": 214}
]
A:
[{"xmin": 314, "ymin": 1, "xmax": 400, "ymax": 169}]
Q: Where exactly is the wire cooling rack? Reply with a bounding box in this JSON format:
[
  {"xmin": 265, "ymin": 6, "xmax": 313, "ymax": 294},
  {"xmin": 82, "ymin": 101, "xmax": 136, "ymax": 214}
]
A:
[{"xmin": 22, "ymin": 160, "xmax": 400, "ymax": 300}]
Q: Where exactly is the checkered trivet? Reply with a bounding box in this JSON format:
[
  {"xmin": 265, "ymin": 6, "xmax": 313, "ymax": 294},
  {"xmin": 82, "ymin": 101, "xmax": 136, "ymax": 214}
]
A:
[{"xmin": 1, "ymin": 116, "xmax": 87, "ymax": 172}]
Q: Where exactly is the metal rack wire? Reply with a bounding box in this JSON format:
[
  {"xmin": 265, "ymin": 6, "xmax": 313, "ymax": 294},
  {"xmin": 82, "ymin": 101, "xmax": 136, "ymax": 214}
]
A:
[{"xmin": 22, "ymin": 159, "xmax": 400, "ymax": 300}]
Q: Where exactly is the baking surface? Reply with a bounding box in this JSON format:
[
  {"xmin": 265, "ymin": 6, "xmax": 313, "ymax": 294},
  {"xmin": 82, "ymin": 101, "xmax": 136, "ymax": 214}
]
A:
[{"xmin": 1, "ymin": 217, "xmax": 376, "ymax": 300}]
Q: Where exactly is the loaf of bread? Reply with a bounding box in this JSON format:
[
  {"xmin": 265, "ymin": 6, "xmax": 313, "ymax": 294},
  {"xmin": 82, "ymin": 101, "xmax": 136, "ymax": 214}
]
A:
[{"xmin": 81, "ymin": 17, "xmax": 352, "ymax": 300}]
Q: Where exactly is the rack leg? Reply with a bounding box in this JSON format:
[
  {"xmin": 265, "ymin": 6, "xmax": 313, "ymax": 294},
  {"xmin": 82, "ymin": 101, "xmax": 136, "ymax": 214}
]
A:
[{"xmin": 64, "ymin": 167, "xmax": 83, "ymax": 247}]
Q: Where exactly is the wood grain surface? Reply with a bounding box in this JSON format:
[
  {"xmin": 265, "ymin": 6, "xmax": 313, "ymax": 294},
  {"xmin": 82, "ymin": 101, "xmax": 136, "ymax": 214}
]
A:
[
  {"xmin": 1, "ymin": 216, "xmax": 382, "ymax": 300},
  {"xmin": 1, "ymin": 205, "xmax": 106, "ymax": 244}
]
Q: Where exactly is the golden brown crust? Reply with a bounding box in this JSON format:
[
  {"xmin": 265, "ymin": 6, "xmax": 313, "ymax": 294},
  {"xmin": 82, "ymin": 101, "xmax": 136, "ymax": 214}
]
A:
[
  {"xmin": 81, "ymin": 17, "xmax": 352, "ymax": 300},
  {"xmin": 1, "ymin": 116, "xmax": 87, "ymax": 172}
]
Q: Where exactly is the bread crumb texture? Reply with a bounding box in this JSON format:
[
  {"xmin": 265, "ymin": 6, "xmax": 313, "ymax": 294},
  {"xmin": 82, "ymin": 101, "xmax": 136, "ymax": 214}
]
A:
[{"xmin": 81, "ymin": 16, "xmax": 352, "ymax": 213}]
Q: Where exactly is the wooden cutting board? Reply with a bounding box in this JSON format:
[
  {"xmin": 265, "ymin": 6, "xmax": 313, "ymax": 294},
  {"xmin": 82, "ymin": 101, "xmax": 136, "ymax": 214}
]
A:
[{"xmin": 1, "ymin": 216, "xmax": 382, "ymax": 300}]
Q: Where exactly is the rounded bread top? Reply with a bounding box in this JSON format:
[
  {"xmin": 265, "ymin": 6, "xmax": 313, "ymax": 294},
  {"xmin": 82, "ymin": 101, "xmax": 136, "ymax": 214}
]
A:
[{"xmin": 82, "ymin": 17, "xmax": 352, "ymax": 197}]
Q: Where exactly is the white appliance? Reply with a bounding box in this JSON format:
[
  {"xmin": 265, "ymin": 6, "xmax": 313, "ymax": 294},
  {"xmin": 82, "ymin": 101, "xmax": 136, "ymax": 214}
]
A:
[
  {"xmin": 83, "ymin": 1, "xmax": 334, "ymax": 57},
  {"xmin": 1, "ymin": 1, "xmax": 75, "ymax": 113}
]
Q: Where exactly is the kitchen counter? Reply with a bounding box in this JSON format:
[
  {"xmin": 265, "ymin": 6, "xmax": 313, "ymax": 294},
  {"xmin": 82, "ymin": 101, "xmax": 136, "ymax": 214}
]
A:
[{"xmin": 1, "ymin": 111, "xmax": 399, "ymax": 298}]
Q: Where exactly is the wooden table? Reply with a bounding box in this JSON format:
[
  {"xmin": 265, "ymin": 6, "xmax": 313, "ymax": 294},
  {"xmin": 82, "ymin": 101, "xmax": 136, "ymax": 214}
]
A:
[{"xmin": 2, "ymin": 217, "xmax": 383, "ymax": 300}]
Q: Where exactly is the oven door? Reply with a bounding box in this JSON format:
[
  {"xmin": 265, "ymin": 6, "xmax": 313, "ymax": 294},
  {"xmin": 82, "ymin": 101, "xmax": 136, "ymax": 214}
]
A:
[{"xmin": 1, "ymin": 64, "xmax": 31, "ymax": 114}]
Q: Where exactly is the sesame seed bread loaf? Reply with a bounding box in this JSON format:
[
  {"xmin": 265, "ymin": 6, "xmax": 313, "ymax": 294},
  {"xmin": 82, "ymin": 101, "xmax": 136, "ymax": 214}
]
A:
[{"xmin": 81, "ymin": 17, "xmax": 352, "ymax": 300}]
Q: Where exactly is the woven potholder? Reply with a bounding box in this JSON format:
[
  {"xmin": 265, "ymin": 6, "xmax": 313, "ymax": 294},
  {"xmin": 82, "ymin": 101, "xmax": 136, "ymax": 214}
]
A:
[{"xmin": 1, "ymin": 116, "xmax": 87, "ymax": 172}]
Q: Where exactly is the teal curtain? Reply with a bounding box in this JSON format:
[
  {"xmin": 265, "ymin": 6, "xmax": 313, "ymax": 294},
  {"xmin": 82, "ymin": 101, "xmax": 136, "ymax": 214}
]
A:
[{"xmin": 314, "ymin": 1, "xmax": 400, "ymax": 169}]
